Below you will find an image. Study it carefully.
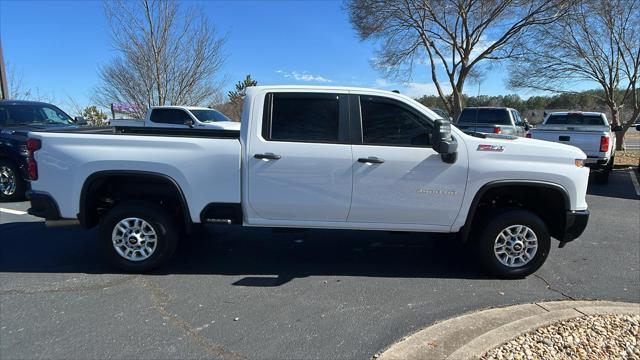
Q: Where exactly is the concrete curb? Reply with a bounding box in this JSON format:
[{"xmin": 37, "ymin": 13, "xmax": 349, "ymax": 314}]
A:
[{"xmin": 377, "ymin": 301, "xmax": 640, "ymax": 360}]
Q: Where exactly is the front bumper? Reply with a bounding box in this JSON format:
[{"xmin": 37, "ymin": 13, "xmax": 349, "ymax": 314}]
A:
[
  {"xmin": 562, "ymin": 210, "xmax": 589, "ymax": 243},
  {"xmin": 26, "ymin": 191, "xmax": 61, "ymax": 220}
]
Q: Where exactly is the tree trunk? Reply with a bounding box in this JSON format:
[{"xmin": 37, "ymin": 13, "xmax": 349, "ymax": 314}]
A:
[
  {"xmin": 606, "ymin": 102, "xmax": 625, "ymax": 151},
  {"xmin": 451, "ymin": 86, "xmax": 464, "ymax": 121}
]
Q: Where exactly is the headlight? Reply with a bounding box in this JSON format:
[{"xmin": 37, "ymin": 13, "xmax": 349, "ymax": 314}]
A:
[{"xmin": 575, "ymin": 159, "xmax": 585, "ymax": 168}]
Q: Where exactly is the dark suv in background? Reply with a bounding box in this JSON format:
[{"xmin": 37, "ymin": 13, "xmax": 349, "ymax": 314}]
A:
[
  {"xmin": 0, "ymin": 100, "xmax": 82, "ymax": 201},
  {"xmin": 456, "ymin": 107, "xmax": 529, "ymax": 137}
]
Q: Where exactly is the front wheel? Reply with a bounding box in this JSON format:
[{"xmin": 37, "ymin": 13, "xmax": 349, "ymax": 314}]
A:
[
  {"xmin": 476, "ymin": 209, "xmax": 550, "ymax": 279},
  {"xmin": 100, "ymin": 201, "xmax": 179, "ymax": 272}
]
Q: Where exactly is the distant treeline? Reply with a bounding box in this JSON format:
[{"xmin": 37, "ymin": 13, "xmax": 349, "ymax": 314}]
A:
[{"xmin": 416, "ymin": 89, "xmax": 635, "ymax": 120}]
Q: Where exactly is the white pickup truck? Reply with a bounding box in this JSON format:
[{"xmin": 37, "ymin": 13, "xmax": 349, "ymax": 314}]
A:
[
  {"xmin": 529, "ymin": 112, "xmax": 621, "ymax": 184},
  {"xmin": 25, "ymin": 86, "xmax": 590, "ymax": 278},
  {"xmin": 110, "ymin": 106, "xmax": 240, "ymax": 131}
]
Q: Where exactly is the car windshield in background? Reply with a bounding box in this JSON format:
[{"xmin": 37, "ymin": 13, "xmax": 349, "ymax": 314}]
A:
[
  {"xmin": 0, "ymin": 104, "xmax": 73, "ymax": 126},
  {"xmin": 191, "ymin": 109, "xmax": 232, "ymax": 123},
  {"xmin": 545, "ymin": 114, "xmax": 605, "ymax": 126},
  {"xmin": 457, "ymin": 108, "xmax": 511, "ymax": 125}
]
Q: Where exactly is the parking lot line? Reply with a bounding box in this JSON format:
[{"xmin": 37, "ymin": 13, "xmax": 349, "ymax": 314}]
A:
[
  {"xmin": 0, "ymin": 207, "xmax": 27, "ymax": 215},
  {"xmin": 630, "ymin": 170, "xmax": 640, "ymax": 196}
]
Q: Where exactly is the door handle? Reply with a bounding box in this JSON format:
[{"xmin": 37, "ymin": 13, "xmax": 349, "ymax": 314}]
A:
[
  {"xmin": 358, "ymin": 157, "xmax": 385, "ymax": 164},
  {"xmin": 254, "ymin": 152, "xmax": 281, "ymax": 160}
]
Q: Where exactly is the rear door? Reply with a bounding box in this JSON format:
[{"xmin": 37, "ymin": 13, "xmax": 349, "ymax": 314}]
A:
[
  {"xmin": 348, "ymin": 95, "xmax": 466, "ymax": 227},
  {"xmin": 246, "ymin": 92, "xmax": 353, "ymax": 222}
]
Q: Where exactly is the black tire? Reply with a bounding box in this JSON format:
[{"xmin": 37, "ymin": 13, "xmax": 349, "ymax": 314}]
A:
[
  {"xmin": 593, "ymin": 158, "xmax": 613, "ymax": 184},
  {"xmin": 476, "ymin": 209, "xmax": 551, "ymax": 279},
  {"xmin": 0, "ymin": 159, "xmax": 25, "ymax": 202},
  {"xmin": 100, "ymin": 201, "xmax": 179, "ymax": 273}
]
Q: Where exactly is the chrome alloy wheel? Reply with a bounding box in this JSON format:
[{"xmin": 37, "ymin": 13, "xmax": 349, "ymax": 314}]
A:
[
  {"xmin": 112, "ymin": 217, "xmax": 158, "ymax": 261},
  {"xmin": 493, "ymin": 225, "xmax": 538, "ymax": 267},
  {"xmin": 0, "ymin": 166, "xmax": 17, "ymax": 196}
]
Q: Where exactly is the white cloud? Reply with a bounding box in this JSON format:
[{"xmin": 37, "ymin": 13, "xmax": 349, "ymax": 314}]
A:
[
  {"xmin": 374, "ymin": 78, "xmax": 452, "ymax": 98},
  {"xmin": 276, "ymin": 70, "xmax": 332, "ymax": 83}
]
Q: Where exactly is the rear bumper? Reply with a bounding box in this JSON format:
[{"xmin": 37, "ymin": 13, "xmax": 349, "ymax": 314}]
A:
[
  {"xmin": 26, "ymin": 191, "xmax": 61, "ymax": 220},
  {"xmin": 562, "ymin": 210, "xmax": 589, "ymax": 242},
  {"xmin": 585, "ymin": 157, "xmax": 609, "ymax": 170}
]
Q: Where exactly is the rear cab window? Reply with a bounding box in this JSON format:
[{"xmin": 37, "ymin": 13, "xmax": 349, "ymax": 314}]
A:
[
  {"xmin": 545, "ymin": 114, "xmax": 606, "ymax": 126},
  {"xmin": 457, "ymin": 108, "xmax": 511, "ymax": 125},
  {"xmin": 262, "ymin": 93, "xmax": 347, "ymax": 143}
]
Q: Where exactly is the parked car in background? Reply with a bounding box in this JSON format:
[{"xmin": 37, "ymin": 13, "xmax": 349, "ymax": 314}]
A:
[
  {"xmin": 456, "ymin": 107, "xmax": 529, "ymax": 137},
  {"xmin": 529, "ymin": 112, "xmax": 620, "ymax": 184},
  {"xmin": 27, "ymin": 86, "xmax": 590, "ymax": 278},
  {"xmin": 110, "ymin": 106, "xmax": 240, "ymax": 130},
  {"xmin": 0, "ymin": 100, "xmax": 84, "ymax": 201}
]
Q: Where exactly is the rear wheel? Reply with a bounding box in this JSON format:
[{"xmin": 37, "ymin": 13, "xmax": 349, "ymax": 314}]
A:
[
  {"xmin": 476, "ymin": 209, "xmax": 550, "ymax": 279},
  {"xmin": 593, "ymin": 156, "xmax": 614, "ymax": 184},
  {"xmin": 0, "ymin": 160, "xmax": 25, "ymax": 202},
  {"xmin": 100, "ymin": 201, "xmax": 179, "ymax": 272}
]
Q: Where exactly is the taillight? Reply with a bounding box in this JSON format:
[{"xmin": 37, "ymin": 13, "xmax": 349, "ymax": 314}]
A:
[
  {"xmin": 599, "ymin": 136, "xmax": 609, "ymax": 152},
  {"xmin": 26, "ymin": 138, "xmax": 41, "ymax": 180},
  {"xmin": 525, "ymin": 133, "xmax": 532, "ymax": 138},
  {"xmin": 493, "ymin": 127, "xmax": 502, "ymax": 134}
]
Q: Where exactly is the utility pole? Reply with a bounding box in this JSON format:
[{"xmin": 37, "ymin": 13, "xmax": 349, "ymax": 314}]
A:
[{"xmin": 0, "ymin": 39, "xmax": 8, "ymax": 99}]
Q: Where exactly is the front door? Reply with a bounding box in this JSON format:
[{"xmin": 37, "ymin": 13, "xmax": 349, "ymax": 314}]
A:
[
  {"xmin": 247, "ymin": 92, "xmax": 352, "ymax": 222},
  {"xmin": 348, "ymin": 95, "xmax": 466, "ymax": 227}
]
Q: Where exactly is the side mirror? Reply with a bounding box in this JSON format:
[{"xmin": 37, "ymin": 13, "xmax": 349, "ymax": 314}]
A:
[
  {"xmin": 432, "ymin": 119, "xmax": 457, "ymax": 163},
  {"xmin": 184, "ymin": 119, "xmax": 195, "ymax": 128},
  {"xmin": 524, "ymin": 123, "xmax": 531, "ymax": 131},
  {"xmin": 612, "ymin": 125, "xmax": 623, "ymax": 132},
  {"xmin": 74, "ymin": 116, "xmax": 87, "ymax": 126}
]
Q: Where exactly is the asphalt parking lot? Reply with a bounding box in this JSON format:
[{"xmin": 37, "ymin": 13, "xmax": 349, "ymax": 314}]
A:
[{"xmin": 1, "ymin": 170, "xmax": 639, "ymax": 360}]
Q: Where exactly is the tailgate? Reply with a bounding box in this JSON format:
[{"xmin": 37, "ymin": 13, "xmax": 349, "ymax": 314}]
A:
[{"xmin": 531, "ymin": 129, "xmax": 604, "ymax": 154}]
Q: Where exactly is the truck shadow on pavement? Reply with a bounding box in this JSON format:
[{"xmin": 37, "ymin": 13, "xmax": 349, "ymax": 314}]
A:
[
  {"xmin": 587, "ymin": 169, "xmax": 640, "ymax": 200},
  {"xmin": 0, "ymin": 220, "xmax": 490, "ymax": 282},
  {"xmin": 1, "ymin": 168, "xmax": 635, "ymax": 283}
]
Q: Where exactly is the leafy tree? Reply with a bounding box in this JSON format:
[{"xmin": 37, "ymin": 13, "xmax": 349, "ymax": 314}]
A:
[
  {"xmin": 226, "ymin": 75, "xmax": 257, "ymax": 121},
  {"xmin": 82, "ymin": 106, "xmax": 109, "ymax": 126}
]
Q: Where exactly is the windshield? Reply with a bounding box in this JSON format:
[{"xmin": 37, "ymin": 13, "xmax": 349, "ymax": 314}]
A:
[
  {"xmin": 545, "ymin": 114, "xmax": 606, "ymax": 126},
  {"xmin": 458, "ymin": 108, "xmax": 511, "ymax": 125},
  {"xmin": 0, "ymin": 103, "xmax": 73, "ymax": 126},
  {"xmin": 190, "ymin": 109, "xmax": 232, "ymax": 123}
]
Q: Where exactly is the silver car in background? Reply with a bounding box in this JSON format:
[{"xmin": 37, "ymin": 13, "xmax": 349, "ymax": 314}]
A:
[{"xmin": 455, "ymin": 107, "xmax": 529, "ymax": 137}]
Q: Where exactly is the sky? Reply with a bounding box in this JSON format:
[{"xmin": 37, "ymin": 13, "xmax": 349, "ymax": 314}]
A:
[{"xmin": 1, "ymin": 0, "xmax": 544, "ymax": 115}]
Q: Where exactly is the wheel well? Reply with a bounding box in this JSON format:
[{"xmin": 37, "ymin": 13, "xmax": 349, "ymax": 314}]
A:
[
  {"xmin": 80, "ymin": 172, "xmax": 191, "ymax": 230},
  {"xmin": 464, "ymin": 184, "xmax": 568, "ymax": 241}
]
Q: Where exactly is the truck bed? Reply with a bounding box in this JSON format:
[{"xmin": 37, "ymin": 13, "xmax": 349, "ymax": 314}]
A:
[{"xmin": 28, "ymin": 127, "xmax": 242, "ymax": 222}]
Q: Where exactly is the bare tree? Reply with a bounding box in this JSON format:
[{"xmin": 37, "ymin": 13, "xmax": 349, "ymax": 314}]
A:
[
  {"xmin": 509, "ymin": 0, "xmax": 639, "ymax": 149},
  {"xmin": 7, "ymin": 64, "xmax": 57, "ymax": 103},
  {"xmin": 346, "ymin": 0, "xmax": 573, "ymax": 118},
  {"xmin": 96, "ymin": 0, "xmax": 227, "ymax": 118}
]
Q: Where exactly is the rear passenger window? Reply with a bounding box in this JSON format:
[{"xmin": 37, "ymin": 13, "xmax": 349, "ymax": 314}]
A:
[
  {"xmin": 266, "ymin": 93, "xmax": 340, "ymax": 142},
  {"xmin": 360, "ymin": 96, "xmax": 432, "ymax": 147},
  {"xmin": 150, "ymin": 109, "xmax": 192, "ymax": 124}
]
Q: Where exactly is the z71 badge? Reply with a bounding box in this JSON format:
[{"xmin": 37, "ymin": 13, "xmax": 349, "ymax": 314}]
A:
[{"xmin": 477, "ymin": 144, "xmax": 504, "ymax": 152}]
